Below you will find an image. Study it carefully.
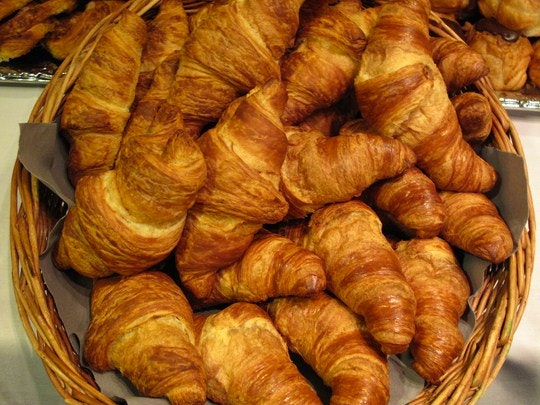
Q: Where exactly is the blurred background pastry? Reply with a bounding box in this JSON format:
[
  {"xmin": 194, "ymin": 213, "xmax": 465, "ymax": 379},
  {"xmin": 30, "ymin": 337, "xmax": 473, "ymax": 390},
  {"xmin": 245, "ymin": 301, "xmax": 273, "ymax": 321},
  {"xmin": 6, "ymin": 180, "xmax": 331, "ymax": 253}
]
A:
[
  {"xmin": 477, "ymin": 0, "xmax": 540, "ymax": 37},
  {"xmin": 467, "ymin": 18, "xmax": 534, "ymax": 91}
]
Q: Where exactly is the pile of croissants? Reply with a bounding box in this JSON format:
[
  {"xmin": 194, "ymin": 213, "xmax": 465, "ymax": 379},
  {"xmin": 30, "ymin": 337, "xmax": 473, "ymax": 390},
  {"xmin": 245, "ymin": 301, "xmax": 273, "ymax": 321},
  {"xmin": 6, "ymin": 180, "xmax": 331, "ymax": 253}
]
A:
[{"xmin": 49, "ymin": 0, "xmax": 516, "ymax": 403}]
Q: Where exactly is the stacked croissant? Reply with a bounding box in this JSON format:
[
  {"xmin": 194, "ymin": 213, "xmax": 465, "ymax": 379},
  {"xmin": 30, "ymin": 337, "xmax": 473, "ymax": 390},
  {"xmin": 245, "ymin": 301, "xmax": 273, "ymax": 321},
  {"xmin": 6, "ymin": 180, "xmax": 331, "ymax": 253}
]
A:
[
  {"xmin": 428, "ymin": 0, "xmax": 540, "ymax": 91},
  {"xmin": 50, "ymin": 0, "xmax": 516, "ymax": 403}
]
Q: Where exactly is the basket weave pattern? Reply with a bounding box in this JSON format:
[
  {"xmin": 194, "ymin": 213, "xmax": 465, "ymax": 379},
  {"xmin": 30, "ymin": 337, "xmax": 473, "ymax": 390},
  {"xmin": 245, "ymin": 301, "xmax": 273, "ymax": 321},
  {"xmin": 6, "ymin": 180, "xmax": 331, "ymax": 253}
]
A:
[{"xmin": 9, "ymin": 2, "xmax": 536, "ymax": 404}]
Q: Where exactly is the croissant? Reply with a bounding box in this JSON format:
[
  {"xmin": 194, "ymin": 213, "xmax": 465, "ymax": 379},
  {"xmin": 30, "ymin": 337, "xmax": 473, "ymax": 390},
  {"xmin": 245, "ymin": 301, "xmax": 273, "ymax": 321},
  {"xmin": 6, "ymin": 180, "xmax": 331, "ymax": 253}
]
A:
[
  {"xmin": 477, "ymin": 0, "xmax": 540, "ymax": 37},
  {"xmin": 287, "ymin": 200, "xmax": 417, "ymax": 355},
  {"xmin": 354, "ymin": 0, "xmax": 498, "ymax": 193},
  {"xmin": 168, "ymin": 0, "xmax": 304, "ymax": 137},
  {"xmin": 123, "ymin": 51, "xmax": 181, "ymax": 145},
  {"xmin": 189, "ymin": 231, "xmax": 326, "ymax": 308},
  {"xmin": 280, "ymin": 0, "xmax": 366, "ymax": 125},
  {"xmin": 267, "ymin": 292, "xmax": 390, "ymax": 405},
  {"xmin": 135, "ymin": 0, "xmax": 189, "ymax": 101},
  {"xmin": 430, "ymin": 36, "xmax": 489, "ymax": 93},
  {"xmin": 193, "ymin": 302, "xmax": 323, "ymax": 405},
  {"xmin": 439, "ymin": 191, "xmax": 514, "ymax": 263},
  {"xmin": 280, "ymin": 127, "xmax": 417, "ymax": 218},
  {"xmin": 175, "ymin": 80, "xmax": 289, "ymax": 298},
  {"xmin": 394, "ymin": 237, "xmax": 471, "ymax": 383},
  {"xmin": 451, "ymin": 92, "xmax": 493, "ymax": 146},
  {"xmin": 467, "ymin": 24, "xmax": 534, "ymax": 92},
  {"xmin": 84, "ymin": 271, "xmax": 207, "ymax": 404},
  {"xmin": 54, "ymin": 101, "xmax": 207, "ymax": 278},
  {"xmin": 0, "ymin": 0, "xmax": 76, "ymax": 42},
  {"xmin": 0, "ymin": 21, "xmax": 52, "ymax": 62},
  {"xmin": 43, "ymin": 0, "xmax": 124, "ymax": 60},
  {"xmin": 60, "ymin": 10, "xmax": 147, "ymax": 185},
  {"xmin": 364, "ymin": 167, "xmax": 447, "ymax": 239}
]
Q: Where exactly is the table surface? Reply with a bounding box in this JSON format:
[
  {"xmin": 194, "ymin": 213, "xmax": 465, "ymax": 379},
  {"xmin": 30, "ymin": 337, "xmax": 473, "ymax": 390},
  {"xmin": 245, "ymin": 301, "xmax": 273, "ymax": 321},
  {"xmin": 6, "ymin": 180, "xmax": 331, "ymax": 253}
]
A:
[{"xmin": 1, "ymin": 84, "xmax": 539, "ymax": 405}]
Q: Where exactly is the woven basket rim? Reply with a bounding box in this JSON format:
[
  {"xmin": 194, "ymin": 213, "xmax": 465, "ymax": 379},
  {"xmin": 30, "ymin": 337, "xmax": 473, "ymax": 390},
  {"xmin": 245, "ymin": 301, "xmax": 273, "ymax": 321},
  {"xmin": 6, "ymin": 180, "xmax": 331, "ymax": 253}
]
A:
[{"xmin": 9, "ymin": 2, "xmax": 537, "ymax": 404}]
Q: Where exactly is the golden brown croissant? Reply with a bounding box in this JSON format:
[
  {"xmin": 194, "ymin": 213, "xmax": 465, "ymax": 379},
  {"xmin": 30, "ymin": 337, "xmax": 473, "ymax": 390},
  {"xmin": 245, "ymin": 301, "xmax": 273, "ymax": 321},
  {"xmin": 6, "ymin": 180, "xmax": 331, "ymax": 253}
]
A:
[
  {"xmin": 175, "ymin": 80, "xmax": 289, "ymax": 298},
  {"xmin": 364, "ymin": 167, "xmax": 447, "ymax": 239},
  {"xmin": 280, "ymin": 127, "xmax": 417, "ymax": 219},
  {"xmin": 84, "ymin": 271, "xmax": 207, "ymax": 404},
  {"xmin": 193, "ymin": 302, "xmax": 323, "ymax": 405},
  {"xmin": 439, "ymin": 191, "xmax": 514, "ymax": 263},
  {"xmin": 451, "ymin": 92, "xmax": 493, "ymax": 145},
  {"xmin": 394, "ymin": 237, "xmax": 471, "ymax": 383},
  {"xmin": 189, "ymin": 231, "xmax": 326, "ymax": 308},
  {"xmin": 168, "ymin": 0, "xmax": 304, "ymax": 137},
  {"xmin": 430, "ymin": 36, "xmax": 490, "ymax": 93},
  {"xmin": 354, "ymin": 0, "xmax": 498, "ymax": 193},
  {"xmin": 0, "ymin": 0, "xmax": 76, "ymax": 42},
  {"xmin": 267, "ymin": 292, "xmax": 390, "ymax": 405},
  {"xmin": 280, "ymin": 0, "xmax": 366, "ymax": 125},
  {"xmin": 43, "ymin": 0, "xmax": 124, "ymax": 60},
  {"xmin": 135, "ymin": 0, "xmax": 189, "ymax": 101},
  {"xmin": 60, "ymin": 10, "xmax": 147, "ymax": 185},
  {"xmin": 286, "ymin": 200, "xmax": 417, "ymax": 355},
  {"xmin": 0, "ymin": 21, "xmax": 52, "ymax": 63},
  {"xmin": 54, "ymin": 101, "xmax": 207, "ymax": 278}
]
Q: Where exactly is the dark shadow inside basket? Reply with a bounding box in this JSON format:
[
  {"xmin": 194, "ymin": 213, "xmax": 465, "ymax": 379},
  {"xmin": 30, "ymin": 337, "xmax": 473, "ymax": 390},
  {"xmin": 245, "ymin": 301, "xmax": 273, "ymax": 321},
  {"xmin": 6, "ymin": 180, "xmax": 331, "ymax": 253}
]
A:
[{"xmin": 19, "ymin": 121, "xmax": 529, "ymax": 404}]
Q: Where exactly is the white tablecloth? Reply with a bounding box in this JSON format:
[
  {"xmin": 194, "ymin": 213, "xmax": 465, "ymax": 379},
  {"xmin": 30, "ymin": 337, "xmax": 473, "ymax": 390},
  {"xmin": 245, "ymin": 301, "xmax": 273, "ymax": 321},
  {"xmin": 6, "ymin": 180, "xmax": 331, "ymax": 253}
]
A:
[{"xmin": 1, "ymin": 85, "xmax": 539, "ymax": 404}]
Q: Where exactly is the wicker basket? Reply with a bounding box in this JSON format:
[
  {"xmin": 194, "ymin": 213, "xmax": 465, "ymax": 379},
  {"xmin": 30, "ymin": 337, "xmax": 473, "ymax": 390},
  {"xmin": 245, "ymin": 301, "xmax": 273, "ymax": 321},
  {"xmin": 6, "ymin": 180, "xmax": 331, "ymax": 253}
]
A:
[{"xmin": 9, "ymin": 1, "xmax": 536, "ymax": 404}]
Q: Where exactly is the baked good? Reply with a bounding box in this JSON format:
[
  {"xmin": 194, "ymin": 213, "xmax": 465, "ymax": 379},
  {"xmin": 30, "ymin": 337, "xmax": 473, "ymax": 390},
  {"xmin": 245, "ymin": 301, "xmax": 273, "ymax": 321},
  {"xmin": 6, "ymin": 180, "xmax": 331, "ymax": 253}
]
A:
[
  {"xmin": 477, "ymin": 0, "xmax": 540, "ymax": 37},
  {"xmin": 467, "ymin": 19, "xmax": 534, "ymax": 91},
  {"xmin": 451, "ymin": 92, "xmax": 493, "ymax": 145},
  {"xmin": 54, "ymin": 100, "xmax": 207, "ymax": 278},
  {"xmin": 168, "ymin": 0, "xmax": 305, "ymax": 137},
  {"xmin": 283, "ymin": 200, "xmax": 417, "ymax": 355},
  {"xmin": 174, "ymin": 80, "xmax": 289, "ymax": 299},
  {"xmin": 430, "ymin": 36, "xmax": 489, "ymax": 93},
  {"xmin": 84, "ymin": 271, "xmax": 207, "ymax": 404},
  {"xmin": 439, "ymin": 191, "xmax": 514, "ymax": 263},
  {"xmin": 0, "ymin": 21, "xmax": 52, "ymax": 62},
  {"xmin": 60, "ymin": 10, "xmax": 147, "ymax": 184},
  {"xmin": 268, "ymin": 292, "xmax": 390, "ymax": 405},
  {"xmin": 280, "ymin": 127, "xmax": 417, "ymax": 218},
  {"xmin": 43, "ymin": 0, "xmax": 124, "ymax": 60},
  {"xmin": 354, "ymin": 0, "xmax": 498, "ymax": 193},
  {"xmin": 0, "ymin": 0, "xmax": 32, "ymax": 20},
  {"xmin": 364, "ymin": 167, "xmax": 447, "ymax": 239},
  {"xmin": 194, "ymin": 302, "xmax": 323, "ymax": 404},
  {"xmin": 135, "ymin": 0, "xmax": 189, "ymax": 101},
  {"xmin": 0, "ymin": 0, "xmax": 76, "ymax": 42},
  {"xmin": 188, "ymin": 231, "xmax": 326, "ymax": 308},
  {"xmin": 395, "ymin": 237, "xmax": 471, "ymax": 383},
  {"xmin": 280, "ymin": 0, "xmax": 366, "ymax": 125}
]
